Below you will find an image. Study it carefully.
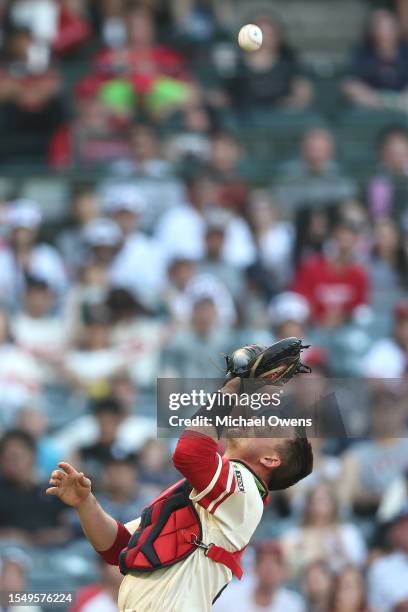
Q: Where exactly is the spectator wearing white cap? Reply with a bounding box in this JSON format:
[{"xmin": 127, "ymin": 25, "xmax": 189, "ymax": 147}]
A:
[
  {"xmin": 102, "ymin": 184, "xmax": 166, "ymax": 307},
  {"xmin": 82, "ymin": 218, "xmax": 123, "ymax": 261},
  {"xmin": 269, "ymin": 291, "xmax": 311, "ymax": 341},
  {"xmin": 0, "ymin": 200, "xmax": 67, "ymax": 310},
  {"xmin": 162, "ymin": 256, "xmax": 236, "ymax": 328}
]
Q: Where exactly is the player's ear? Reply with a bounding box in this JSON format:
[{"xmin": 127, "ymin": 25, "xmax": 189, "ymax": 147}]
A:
[{"xmin": 260, "ymin": 454, "xmax": 281, "ymax": 469}]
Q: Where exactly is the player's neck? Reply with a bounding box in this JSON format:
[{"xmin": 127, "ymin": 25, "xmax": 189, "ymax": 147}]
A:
[{"xmin": 224, "ymin": 450, "xmax": 269, "ymax": 487}]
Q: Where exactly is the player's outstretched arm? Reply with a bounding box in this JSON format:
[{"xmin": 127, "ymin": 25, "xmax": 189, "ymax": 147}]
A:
[{"xmin": 46, "ymin": 462, "xmax": 120, "ymax": 554}]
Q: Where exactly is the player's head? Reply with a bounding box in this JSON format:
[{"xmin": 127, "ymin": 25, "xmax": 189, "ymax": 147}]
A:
[{"xmin": 226, "ymin": 431, "xmax": 313, "ymax": 491}]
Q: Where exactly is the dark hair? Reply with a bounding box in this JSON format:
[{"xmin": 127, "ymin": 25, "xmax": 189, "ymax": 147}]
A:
[
  {"xmin": 105, "ymin": 288, "xmax": 150, "ymax": 321},
  {"xmin": 0, "ymin": 429, "xmax": 36, "ymax": 457},
  {"xmin": 268, "ymin": 435, "xmax": 313, "ymax": 491},
  {"xmin": 91, "ymin": 397, "xmax": 124, "ymax": 417},
  {"xmin": 25, "ymin": 275, "xmax": 51, "ymax": 292}
]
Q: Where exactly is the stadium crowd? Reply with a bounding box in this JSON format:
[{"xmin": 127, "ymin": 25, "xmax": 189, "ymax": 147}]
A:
[{"xmin": 1, "ymin": 0, "xmax": 408, "ymax": 610}]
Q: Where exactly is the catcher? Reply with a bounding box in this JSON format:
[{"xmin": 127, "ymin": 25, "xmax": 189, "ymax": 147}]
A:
[{"xmin": 46, "ymin": 338, "xmax": 313, "ymax": 612}]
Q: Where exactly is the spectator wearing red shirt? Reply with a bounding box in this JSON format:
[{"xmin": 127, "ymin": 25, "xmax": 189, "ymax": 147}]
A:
[
  {"xmin": 292, "ymin": 221, "xmax": 369, "ymax": 326},
  {"xmin": 48, "ymin": 77, "xmax": 131, "ymax": 169},
  {"xmin": 95, "ymin": 5, "xmax": 189, "ymax": 117}
]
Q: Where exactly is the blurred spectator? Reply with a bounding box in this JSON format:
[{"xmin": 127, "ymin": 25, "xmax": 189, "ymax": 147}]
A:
[
  {"xmin": 64, "ymin": 304, "xmax": 127, "ymax": 394},
  {"xmin": 268, "ymin": 292, "xmax": 311, "ymax": 341},
  {"xmin": 368, "ymin": 218, "xmax": 408, "ymax": 312},
  {"xmin": 64, "ymin": 257, "xmax": 111, "ymax": 345},
  {"xmin": 49, "ymin": 79, "xmax": 131, "ymax": 170},
  {"xmin": 137, "ymin": 439, "xmax": 176, "ymax": 489},
  {"xmin": 343, "ymin": 9, "xmax": 408, "ymax": 110},
  {"xmin": 169, "ymin": 0, "xmax": 230, "ymax": 44},
  {"xmin": 395, "ymin": 0, "xmax": 408, "ymax": 38},
  {"xmin": 103, "ymin": 122, "xmax": 186, "ymax": 230},
  {"xmin": 71, "ymin": 559, "xmax": 122, "ymax": 612},
  {"xmin": 110, "ymin": 123, "xmax": 173, "ymax": 178},
  {"xmin": 339, "ymin": 390, "xmax": 408, "ymax": 516},
  {"xmin": 164, "ymin": 102, "xmax": 213, "ymax": 167},
  {"xmin": 162, "ymin": 296, "xmax": 232, "ymax": 377},
  {"xmin": 0, "ymin": 548, "xmax": 41, "ymax": 612},
  {"xmin": 15, "ymin": 406, "xmax": 61, "ymax": 480},
  {"xmin": 97, "ymin": 453, "xmax": 153, "ymax": 523},
  {"xmin": 197, "ymin": 219, "xmax": 243, "ymax": 298},
  {"xmin": 0, "ymin": 200, "xmax": 67, "ymax": 309},
  {"xmin": 161, "ymin": 256, "xmax": 196, "ymax": 317},
  {"xmin": 331, "ymin": 565, "xmax": 368, "ymax": 612},
  {"xmin": 0, "ymin": 26, "xmax": 65, "ymax": 160},
  {"xmin": 281, "ymin": 484, "xmax": 367, "ymax": 577},
  {"xmin": 292, "ymin": 221, "xmax": 369, "ymax": 327},
  {"xmin": 93, "ymin": 3, "xmax": 192, "ymax": 120},
  {"xmin": 79, "ymin": 208, "xmax": 166, "ymax": 308},
  {"xmin": 302, "ymin": 560, "xmax": 333, "ymax": 612},
  {"xmin": 0, "ymin": 430, "xmax": 71, "ymax": 546},
  {"xmin": 78, "ymin": 397, "xmax": 127, "ymax": 477},
  {"xmin": 11, "ymin": 276, "xmax": 68, "ymax": 380},
  {"xmin": 368, "ymin": 128, "xmax": 408, "ymax": 229},
  {"xmin": 292, "ymin": 207, "xmax": 336, "ymax": 267},
  {"xmin": 0, "ymin": 309, "xmax": 44, "ymax": 414},
  {"xmin": 8, "ymin": 0, "xmax": 92, "ymax": 58},
  {"xmin": 247, "ymin": 190, "xmax": 294, "ymax": 290},
  {"xmin": 287, "ymin": 436, "xmax": 341, "ymax": 517},
  {"xmin": 52, "ymin": 388, "xmax": 155, "ymax": 457},
  {"xmin": 275, "ymin": 128, "xmax": 357, "ymax": 211},
  {"xmin": 362, "ymin": 299, "xmax": 408, "ymax": 377},
  {"xmin": 163, "ymin": 256, "xmax": 236, "ymax": 326},
  {"xmin": 208, "ymin": 131, "xmax": 248, "ymax": 213},
  {"xmin": 108, "ymin": 288, "xmax": 166, "ymax": 387},
  {"xmin": 156, "ymin": 172, "xmax": 256, "ymax": 267},
  {"xmin": 103, "ymin": 184, "xmax": 167, "ymax": 306},
  {"xmin": 378, "ymin": 468, "xmax": 408, "ymax": 525},
  {"xmin": 368, "ymin": 506, "xmax": 408, "ymax": 611},
  {"xmin": 224, "ymin": 13, "xmax": 312, "ymax": 115},
  {"xmin": 57, "ymin": 186, "xmax": 100, "ymax": 275},
  {"xmin": 214, "ymin": 541, "xmax": 305, "ymax": 612},
  {"xmin": 81, "ymin": 217, "xmax": 123, "ymax": 271}
]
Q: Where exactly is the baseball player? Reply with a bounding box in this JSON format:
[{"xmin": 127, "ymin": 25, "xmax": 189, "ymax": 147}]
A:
[{"xmin": 47, "ymin": 339, "xmax": 313, "ymax": 612}]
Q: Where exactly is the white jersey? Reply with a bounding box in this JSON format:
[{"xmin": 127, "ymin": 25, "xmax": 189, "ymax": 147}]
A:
[{"xmin": 118, "ymin": 458, "xmax": 266, "ymax": 612}]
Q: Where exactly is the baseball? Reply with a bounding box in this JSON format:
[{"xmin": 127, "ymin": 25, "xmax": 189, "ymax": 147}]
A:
[{"xmin": 238, "ymin": 24, "xmax": 263, "ymax": 52}]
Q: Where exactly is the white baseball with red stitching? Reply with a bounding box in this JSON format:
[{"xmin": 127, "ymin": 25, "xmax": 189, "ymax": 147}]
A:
[{"xmin": 238, "ymin": 24, "xmax": 263, "ymax": 52}]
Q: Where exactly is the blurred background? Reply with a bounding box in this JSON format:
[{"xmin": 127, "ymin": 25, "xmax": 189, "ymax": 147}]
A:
[{"xmin": 0, "ymin": 0, "xmax": 408, "ymax": 610}]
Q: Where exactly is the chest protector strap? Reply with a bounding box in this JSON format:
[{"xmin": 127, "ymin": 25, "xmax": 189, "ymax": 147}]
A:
[{"xmin": 119, "ymin": 479, "xmax": 244, "ymax": 579}]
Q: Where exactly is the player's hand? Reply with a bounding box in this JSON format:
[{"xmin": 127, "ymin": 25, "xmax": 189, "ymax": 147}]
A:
[
  {"xmin": 221, "ymin": 377, "xmax": 242, "ymax": 395},
  {"xmin": 46, "ymin": 462, "xmax": 92, "ymax": 508}
]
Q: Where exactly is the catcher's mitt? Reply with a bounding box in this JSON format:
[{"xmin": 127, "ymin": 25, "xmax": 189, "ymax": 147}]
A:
[{"xmin": 225, "ymin": 337, "xmax": 311, "ymax": 385}]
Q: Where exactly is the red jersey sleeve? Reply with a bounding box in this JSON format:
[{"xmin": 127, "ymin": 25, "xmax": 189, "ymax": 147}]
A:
[{"xmin": 173, "ymin": 431, "xmax": 236, "ymax": 514}]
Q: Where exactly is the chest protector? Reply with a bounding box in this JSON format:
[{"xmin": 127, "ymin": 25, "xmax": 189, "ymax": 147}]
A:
[{"xmin": 119, "ymin": 479, "xmax": 245, "ymax": 579}]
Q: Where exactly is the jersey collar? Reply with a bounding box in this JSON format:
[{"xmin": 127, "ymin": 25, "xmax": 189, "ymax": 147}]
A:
[{"xmin": 230, "ymin": 459, "xmax": 269, "ymax": 504}]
